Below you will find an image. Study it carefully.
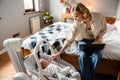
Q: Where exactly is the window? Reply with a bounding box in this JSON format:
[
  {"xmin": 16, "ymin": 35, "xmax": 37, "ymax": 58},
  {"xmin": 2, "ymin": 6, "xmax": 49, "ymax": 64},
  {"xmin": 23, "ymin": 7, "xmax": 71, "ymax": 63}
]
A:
[{"xmin": 24, "ymin": 0, "xmax": 39, "ymax": 13}]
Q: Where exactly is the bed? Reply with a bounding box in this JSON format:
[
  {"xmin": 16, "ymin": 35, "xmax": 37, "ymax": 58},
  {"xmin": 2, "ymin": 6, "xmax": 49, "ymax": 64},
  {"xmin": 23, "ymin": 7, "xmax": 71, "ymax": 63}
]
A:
[{"xmin": 21, "ymin": 17, "xmax": 120, "ymax": 80}]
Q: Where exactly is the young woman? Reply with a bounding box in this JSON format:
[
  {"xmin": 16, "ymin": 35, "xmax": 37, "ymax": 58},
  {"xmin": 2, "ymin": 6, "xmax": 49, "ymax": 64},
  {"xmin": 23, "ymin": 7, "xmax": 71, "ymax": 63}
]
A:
[{"xmin": 50, "ymin": 3, "xmax": 107, "ymax": 80}]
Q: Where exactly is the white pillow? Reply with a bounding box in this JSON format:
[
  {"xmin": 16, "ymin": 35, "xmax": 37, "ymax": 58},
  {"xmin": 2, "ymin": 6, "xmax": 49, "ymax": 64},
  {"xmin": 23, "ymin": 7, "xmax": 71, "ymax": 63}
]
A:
[
  {"xmin": 114, "ymin": 19, "xmax": 120, "ymax": 33},
  {"xmin": 106, "ymin": 23, "xmax": 116, "ymax": 32}
]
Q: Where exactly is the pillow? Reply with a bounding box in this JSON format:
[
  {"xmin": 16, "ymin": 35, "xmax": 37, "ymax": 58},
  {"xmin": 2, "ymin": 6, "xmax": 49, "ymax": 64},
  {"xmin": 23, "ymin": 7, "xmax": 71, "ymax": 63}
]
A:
[
  {"xmin": 106, "ymin": 23, "xmax": 116, "ymax": 32},
  {"xmin": 114, "ymin": 19, "xmax": 120, "ymax": 33}
]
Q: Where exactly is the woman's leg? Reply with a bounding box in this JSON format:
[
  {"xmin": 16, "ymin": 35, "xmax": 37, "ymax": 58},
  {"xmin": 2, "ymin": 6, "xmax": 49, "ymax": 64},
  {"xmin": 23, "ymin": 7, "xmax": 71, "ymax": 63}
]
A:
[
  {"xmin": 78, "ymin": 51, "xmax": 93, "ymax": 80},
  {"xmin": 90, "ymin": 50, "xmax": 102, "ymax": 78},
  {"xmin": 78, "ymin": 41, "xmax": 93, "ymax": 80}
]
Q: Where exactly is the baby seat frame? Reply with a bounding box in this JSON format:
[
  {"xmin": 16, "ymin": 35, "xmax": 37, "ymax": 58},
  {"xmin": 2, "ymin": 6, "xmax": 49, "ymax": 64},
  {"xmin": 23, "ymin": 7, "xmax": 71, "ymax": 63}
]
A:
[{"xmin": 3, "ymin": 38, "xmax": 79, "ymax": 80}]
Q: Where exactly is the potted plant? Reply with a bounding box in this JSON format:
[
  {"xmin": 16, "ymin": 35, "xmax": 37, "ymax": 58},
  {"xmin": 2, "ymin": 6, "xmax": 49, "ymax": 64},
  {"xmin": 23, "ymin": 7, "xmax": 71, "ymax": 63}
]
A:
[{"xmin": 43, "ymin": 11, "xmax": 54, "ymax": 24}]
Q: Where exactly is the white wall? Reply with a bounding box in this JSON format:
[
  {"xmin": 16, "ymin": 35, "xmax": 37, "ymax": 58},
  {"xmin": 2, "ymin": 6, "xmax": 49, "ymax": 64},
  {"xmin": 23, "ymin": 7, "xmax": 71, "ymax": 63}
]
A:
[
  {"xmin": 44, "ymin": 0, "xmax": 64, "ymax": 21},
  {"xmin": 116, "ymin": 0, "xmax": 120, "ymax": 20},
  {"xmin": 77, "ymin": 0, "xmax": 118, "ymax": 17},
  {"xmin": 0, "ymin": 0, "xmax": 45, "ymax": 50},
  {"xmin": 45, "ymin": 0, "xmax": 118, "ymax": 21}
]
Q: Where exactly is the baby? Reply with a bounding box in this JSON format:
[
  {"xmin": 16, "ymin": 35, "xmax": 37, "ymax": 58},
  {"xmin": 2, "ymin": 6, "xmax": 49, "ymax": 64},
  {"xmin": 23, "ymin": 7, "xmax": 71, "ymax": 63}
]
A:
[{"xmin": 39, "ymin": 59, "xmax": 80, "ymax": 80}]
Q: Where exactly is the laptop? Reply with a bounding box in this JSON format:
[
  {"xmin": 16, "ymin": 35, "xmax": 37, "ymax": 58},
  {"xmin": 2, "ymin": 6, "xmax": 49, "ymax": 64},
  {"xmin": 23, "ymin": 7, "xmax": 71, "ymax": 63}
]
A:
[{"xmin": 79, "ymin": 44, "xmax": 105, "ymax": 52}]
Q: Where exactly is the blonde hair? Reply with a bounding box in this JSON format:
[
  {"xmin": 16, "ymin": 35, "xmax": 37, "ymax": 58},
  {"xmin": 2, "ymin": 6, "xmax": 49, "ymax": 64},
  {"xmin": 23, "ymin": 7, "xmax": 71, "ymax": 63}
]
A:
[{"xmin": 71, "ymin": 3, "xmax": 91, "ymax": 19}]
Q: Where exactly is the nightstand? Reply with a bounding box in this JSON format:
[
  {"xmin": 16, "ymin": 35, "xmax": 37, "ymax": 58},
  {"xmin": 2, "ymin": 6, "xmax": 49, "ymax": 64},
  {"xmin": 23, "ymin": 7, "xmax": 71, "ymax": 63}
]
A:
[{"xmin": 62, "ymin": 13, "xmax": 73, "ymax": 22}]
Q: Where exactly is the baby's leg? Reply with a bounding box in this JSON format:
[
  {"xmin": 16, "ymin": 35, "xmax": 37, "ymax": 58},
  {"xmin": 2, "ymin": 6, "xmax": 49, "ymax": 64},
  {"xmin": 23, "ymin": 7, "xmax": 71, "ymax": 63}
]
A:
[
  {"xmin": 58, "ymin": 74, "xmax": 69, "ymax": 80},
  {"xmin": 69, "ymin": 70, "xmax": 81, "ymax": 80}
]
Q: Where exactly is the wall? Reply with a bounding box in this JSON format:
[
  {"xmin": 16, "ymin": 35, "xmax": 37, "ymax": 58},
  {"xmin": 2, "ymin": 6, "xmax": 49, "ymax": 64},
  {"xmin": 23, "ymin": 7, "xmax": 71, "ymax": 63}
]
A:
[
  {"xmin": 46, "ymin": 0, "xmax": 118, "ymax": 21},
  {"xmin": 78, "ymin": 0, "xmax": 118, "ymax": 17},
  {"xmin": 44, "ymin": 0, "xmax": 64, "ymax": 21},
  {"xmin": 0, "ymin": 0, "xmax": 45, "ymax": 50},
  {"xmin": 116, "ymin": 0, "xmax": 120, "ymax": 20}
]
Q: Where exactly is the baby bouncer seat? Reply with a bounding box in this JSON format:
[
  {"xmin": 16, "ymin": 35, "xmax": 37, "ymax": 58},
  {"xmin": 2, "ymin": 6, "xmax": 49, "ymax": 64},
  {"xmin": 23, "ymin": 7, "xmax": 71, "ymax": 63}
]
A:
[{"xmin": 3, "ymin": 38, "xmax": 80, "ymax": 80}]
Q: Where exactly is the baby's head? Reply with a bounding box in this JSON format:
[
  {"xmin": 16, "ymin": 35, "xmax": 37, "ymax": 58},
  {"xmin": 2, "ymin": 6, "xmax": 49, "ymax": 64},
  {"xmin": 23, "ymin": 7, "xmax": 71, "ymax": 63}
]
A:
[{"xmin": 39, "ymin": 59, "xmax": 50, "ymax": 69}]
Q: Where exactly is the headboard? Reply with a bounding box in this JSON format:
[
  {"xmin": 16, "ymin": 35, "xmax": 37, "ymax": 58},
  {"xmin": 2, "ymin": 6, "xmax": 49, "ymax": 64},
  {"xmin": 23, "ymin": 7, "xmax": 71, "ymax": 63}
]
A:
[{"xmin": 62, "ymin": 13, "xmax": 116, "ymax": 24}]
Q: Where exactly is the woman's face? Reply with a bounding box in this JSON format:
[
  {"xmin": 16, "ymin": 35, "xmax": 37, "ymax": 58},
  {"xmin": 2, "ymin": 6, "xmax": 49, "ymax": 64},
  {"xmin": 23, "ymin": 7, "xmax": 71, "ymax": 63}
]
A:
[{"xmin": 72, "ymin": 11, "xmax": 83, "ymax": 22}]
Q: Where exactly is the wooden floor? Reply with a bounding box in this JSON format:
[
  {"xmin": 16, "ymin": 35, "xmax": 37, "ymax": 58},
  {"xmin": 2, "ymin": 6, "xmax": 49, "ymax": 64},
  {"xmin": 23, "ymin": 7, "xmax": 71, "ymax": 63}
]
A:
[
  {"xmin": 0, "ymin": 52, "xmax": 16, "ymax": 80},
  {"xmin": 0, "ymin": 52, "xmax": 117, "ymax": 80}
]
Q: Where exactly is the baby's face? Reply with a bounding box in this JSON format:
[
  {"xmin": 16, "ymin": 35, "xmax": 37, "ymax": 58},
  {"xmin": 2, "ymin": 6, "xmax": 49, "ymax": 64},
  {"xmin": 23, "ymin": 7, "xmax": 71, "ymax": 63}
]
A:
[{"xmin": 41, "ymin": 59, "xmax": 50, "ymax": 69}]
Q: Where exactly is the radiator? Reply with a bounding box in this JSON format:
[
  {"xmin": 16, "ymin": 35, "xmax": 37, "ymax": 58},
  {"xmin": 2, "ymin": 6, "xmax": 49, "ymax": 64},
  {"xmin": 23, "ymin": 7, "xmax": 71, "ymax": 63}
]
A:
[{"xmin": 30, "ymin": 16, "xmax": 41, "ymax": 34}]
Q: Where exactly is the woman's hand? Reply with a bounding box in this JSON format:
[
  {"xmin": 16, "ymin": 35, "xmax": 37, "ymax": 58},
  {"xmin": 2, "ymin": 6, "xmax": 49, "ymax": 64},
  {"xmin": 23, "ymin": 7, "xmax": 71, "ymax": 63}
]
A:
[
  {"xmin": 50, "ymin": 52, "xmax": 61, "ymax": 60},
  {"xmin": 92, "ymin": 40, "xmax": 101, "ymax": 44},
  {"xmin": 92, "ymin": 41, "xmax": 100, "ymax": 44},
  {"xmin": 92, "ymin": 37, "xmax": 101, "ymax": 44}
]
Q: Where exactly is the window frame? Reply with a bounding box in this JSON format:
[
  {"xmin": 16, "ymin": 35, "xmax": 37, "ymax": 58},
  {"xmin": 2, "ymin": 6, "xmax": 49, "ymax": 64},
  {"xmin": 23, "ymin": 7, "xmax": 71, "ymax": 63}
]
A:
[{"xmin": 24, "ymin": 0, "xmax": 40, "ymax": 15}]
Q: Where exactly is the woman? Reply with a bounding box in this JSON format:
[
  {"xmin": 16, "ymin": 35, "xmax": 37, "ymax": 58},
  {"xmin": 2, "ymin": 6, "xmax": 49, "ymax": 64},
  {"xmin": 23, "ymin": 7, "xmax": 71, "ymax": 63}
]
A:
[{"xmin": 50, "ymin": 3, "xmax": 106, "ymax": 80}]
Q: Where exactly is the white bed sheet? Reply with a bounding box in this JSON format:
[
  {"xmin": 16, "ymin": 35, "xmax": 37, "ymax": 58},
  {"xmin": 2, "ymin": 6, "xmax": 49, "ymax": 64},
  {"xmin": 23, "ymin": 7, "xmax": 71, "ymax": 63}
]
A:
[{"xmin": 102, "ymin": 29, "xmax": 120, "ymax": 60}]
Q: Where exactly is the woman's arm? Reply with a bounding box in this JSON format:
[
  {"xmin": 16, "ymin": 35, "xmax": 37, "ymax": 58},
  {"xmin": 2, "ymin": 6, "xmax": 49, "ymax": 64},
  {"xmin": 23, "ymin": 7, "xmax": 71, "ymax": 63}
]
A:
[
  {"xmin": 93, "ymin": 16, "xmax": 107, "ymax": 44},
  {"xmin": 50, "ymin": 23, "xmax": 78, "ymax": 60}
]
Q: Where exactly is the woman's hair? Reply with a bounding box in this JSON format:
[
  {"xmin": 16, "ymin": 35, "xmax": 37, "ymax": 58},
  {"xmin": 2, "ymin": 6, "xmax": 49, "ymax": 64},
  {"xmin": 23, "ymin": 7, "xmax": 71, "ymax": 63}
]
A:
[{"xmin": 71, "ymin": 3, "xmax": 91, "ymax": 19}]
